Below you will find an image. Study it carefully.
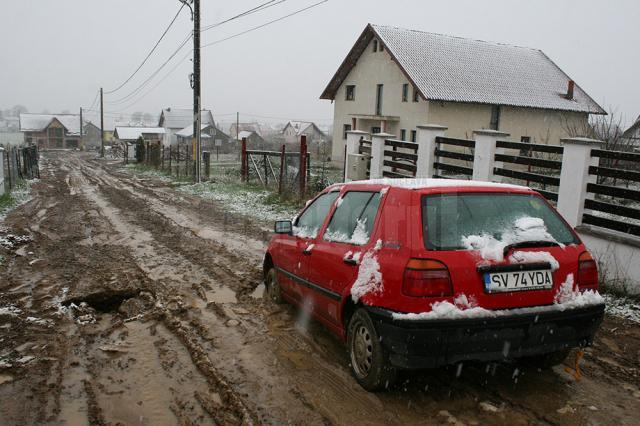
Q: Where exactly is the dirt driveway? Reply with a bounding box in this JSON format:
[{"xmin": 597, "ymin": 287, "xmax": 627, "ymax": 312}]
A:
[{"xmin": 0, "ymin": 152, "xmax": 639, "ymax": 425}]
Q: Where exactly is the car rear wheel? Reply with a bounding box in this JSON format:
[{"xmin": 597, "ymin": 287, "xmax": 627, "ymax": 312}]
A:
[
  {"xmin": 347, "ymin": 308, "xmax": 396, "ymax": 391},
  {"xmin": 265, "ymin": 268, "xmax": 284, "ymax": 304}
]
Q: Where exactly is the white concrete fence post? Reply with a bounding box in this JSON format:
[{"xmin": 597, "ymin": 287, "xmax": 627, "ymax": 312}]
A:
[
  {"xmin": 0, "ymin": 146, "xmax": 5, "ymax": 196},
  {"xmin": 415, "ymin": 125, "xmax": 447, "ymax": 178},
  {"xmin": 370, "ymin": 132, "xmax": 395, "ymax": 179},
  {"xmin": 556, "ymin": 137, "xmax": 603, "ymax": 228},
  {"xmin": 344, "ymin": 130, "xmax": 370, "ymax": 181},
  {"xmin": 472, "ymin": 129, "xmax": 510, "ymax": 182}
]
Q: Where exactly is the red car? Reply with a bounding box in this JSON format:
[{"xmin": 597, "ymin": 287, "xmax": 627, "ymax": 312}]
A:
[{"xmin": 263, "ymin": 179, "xmax": 604, "ymax": 391}]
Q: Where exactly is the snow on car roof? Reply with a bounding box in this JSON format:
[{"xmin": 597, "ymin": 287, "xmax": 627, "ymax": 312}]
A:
[{"xmin": 341, "ymin": 178, "xmax": 530, "ymax": 191}]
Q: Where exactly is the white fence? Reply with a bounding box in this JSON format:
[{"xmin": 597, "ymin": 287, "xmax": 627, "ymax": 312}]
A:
[{"xmin": 345, "ymin": 126, "xmax": 640, "ymax": 294}]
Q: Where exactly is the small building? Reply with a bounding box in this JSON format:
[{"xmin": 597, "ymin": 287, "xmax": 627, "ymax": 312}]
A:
[
  {"xmin": 282, "ymin": 121, "xmax": 326, "ymax": 145},
  {"xmin": 158, "ymin": 108, "xmax": 215, "ymax": 146},
  {"xmin": 83, "ymin": 122, "xmax": 102, "ymax": 151},
  {"xmin": 175, "ymin": 123, "xmax": 233, "ymax": 153},
  {"xmin": 321, "ymin": 24, "xmax": 605, "ymax": 161},
  {"xmin": 19, "ymin": 113, "xmax": 84, "ymax": 150},
  {"xmin": 237, "ymin": 130, "xmax": 265, "ymax": 147},
  {"xmin": 113, "ymin": 126, "xmax": 165, "ymax": 143},
  {"xmin": 229, "ymin": 122, "xmax": 263, "ymax": 139}
]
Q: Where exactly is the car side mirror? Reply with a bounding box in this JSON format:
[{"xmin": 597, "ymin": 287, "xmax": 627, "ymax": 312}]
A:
[{"xmin": 274, "ymin": 220, "xmax": 293, "ymax": 235}]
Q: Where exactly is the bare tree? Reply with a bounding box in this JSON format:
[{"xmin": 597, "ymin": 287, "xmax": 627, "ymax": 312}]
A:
[{"xmin": 563, "ymin": 108, "xmax": 630, "ymax": 152}]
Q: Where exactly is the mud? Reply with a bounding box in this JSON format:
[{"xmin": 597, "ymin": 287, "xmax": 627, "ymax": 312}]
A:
[{"xmin": 0, "ymin": 152, "xmax": 638, "ymax": 425}]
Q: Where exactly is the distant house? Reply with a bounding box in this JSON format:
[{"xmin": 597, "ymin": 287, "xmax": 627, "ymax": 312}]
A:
[
  {"xmin": 175, "ymin": 123, "xmax": 233, "ymax": 152},
  {"xmin": 158, "ymin": 108, "xmax": 215, "ymax": 146},
  {"xmin": 237, "ymin": 130, "xmax": 265, "ymax": 147},
  {"xmin": 83, "ymin": 122, "xmax": 102, "ymax": 151},
  {"xmin": 321, "ymin": 24, "xmax": 605, "ymax": 161},
  {"xmin": 20, "ymin": 113, "xmax": 84, "ymax": 150},
  {"xmin": 114, "ymin": 126, "xmax": 165, "ymax": 144},
  {"xmin": 282, "ymin": 121, "xmax": 326, "ymax": 145},
  {"xmin": 623, "ymin": 116, "xmax": 640, "ymax": 152},
  {"xmin": 229, "ymin": 122, "xmax": 263, "ymax": 139}
]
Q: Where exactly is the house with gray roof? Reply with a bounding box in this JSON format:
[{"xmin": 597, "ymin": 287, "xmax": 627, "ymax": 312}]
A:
[
  {"xmin": 321, "ymin": 24, "xmax": 605, "ymax": 161},
  {"xmin": 158, "ymin": 108, "xmax": 215, "ymax": 146},
  {"xmin": 19, "ymin": 113, "xmax": 84, "ymax": 150},
  {"xmin": 282, "ymin": 121, "xmax": 326, "ymax": 145}
]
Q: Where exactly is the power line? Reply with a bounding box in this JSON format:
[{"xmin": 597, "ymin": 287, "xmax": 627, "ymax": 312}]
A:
[
  {"xmin": 102, "ymin": 0, "xmax": 329, "ymax": 113},
  {"xmin": 104, "ymin": 3, "xmax": 186, "ymax": 95},
  {"xmin": 84, "ymin": 90, "xmax": 100, "ymax": 111},
  {"xmin": 105, "ymin": 33, "xmax": 193, "ymax": 105},
  {"xmin": 202, "ymin": 0, "xmax": 328, "ymax": 49},
  {"xmin": 200, "ymin": 0, "xmax": 286, "ymax": 32}
]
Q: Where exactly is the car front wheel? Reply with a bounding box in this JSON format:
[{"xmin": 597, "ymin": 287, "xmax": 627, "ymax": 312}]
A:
[
  {"xmin": 265, "ymin": 268, "xmax": 284, "ymax": 304},
  {"xmin": 347, "ymin": 308, "xmax": 396, "ymax": 391}
]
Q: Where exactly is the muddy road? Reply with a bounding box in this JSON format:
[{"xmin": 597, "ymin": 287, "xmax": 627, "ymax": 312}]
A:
[{"xmin": 0, "ymin": 152, "xmax": 639, "ymax": 425}]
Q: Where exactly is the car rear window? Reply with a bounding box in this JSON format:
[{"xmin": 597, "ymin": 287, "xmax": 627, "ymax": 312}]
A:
[{"xmin": 422, "ymin": 193, "xmax": 578, "ymax": 250}]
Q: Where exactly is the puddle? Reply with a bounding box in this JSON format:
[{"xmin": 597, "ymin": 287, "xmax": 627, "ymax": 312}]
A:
[
  {"xmin": 207, "ymin": 287, "xmax": 237, "ymax": 304},
  {"xmin": 250, "ymin": 283, "xmax": 265, "ymax": 299},
  {"xmin": 0, "ymin": 374, "xmax": 14, "ymax": 385}
]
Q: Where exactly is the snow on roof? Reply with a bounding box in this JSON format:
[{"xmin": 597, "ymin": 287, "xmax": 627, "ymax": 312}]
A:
[
  {"xmin": 284, "ymin": 121, "xmax": 312, "ymax": 135},
  {"xmin": 159, "ymin": 108, "xmax": 214, "ymax": 129},
  {"xmin": 114, "ymin": 126, "xmax": 165, "ymax": 141},
  {"xmin": 175, "ymin": 123, "xmax": 214, "ymax": 138},
  {"xmin": 340, "ymin": 178, "xmax": 529, "ymax": 191},
  {"xmin": 19, "ymin": 113, "xmax": 84, "ymax": 135},
  {"xmin": 237, "ymin": 130, "xmax": 256, "ymax": 139},
  {"xmin": 321, "ymin": 24, "xmax": 605, "ymax": 114}
]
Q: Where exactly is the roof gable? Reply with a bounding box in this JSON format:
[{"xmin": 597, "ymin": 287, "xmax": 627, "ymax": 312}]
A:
[
  {"xmin": 320, "ymin": 24, "xmax": 605, "ymax": 114},
  {"xmin": 19, "ymin": 113, "xmax": 84, "ymax": 135},
  {"xmin": 159, "ymin": 108, "xmax": 214, "ymax": 129}
]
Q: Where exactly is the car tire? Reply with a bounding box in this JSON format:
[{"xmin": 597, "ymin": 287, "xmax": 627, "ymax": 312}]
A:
[
  {"xmin": 520, "ymin": 349, "xmax": 571, "ymax": 369},
  {"xmin": 347, "ymin": 308, "xmax": 397, "ymax": 391},
  {"xmin": 265, "ymin": 268, "xmax": 284, "ymax": 304}
]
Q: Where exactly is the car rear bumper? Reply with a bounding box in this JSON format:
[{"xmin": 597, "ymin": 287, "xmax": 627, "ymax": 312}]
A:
[{"xmin": 366, "ymin": 303, "xmax": 605, "ymax": 369}]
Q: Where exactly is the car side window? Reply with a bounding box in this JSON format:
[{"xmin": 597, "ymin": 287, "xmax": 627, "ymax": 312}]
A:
[
  {"xmin": 324, "ymin": 191, "xmax": 382, "ymax": 245},
  {"xmin": 293, "ymin": 191, "xmax": 339, "ymax": 238}
]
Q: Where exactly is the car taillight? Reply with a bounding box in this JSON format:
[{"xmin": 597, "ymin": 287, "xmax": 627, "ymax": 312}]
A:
[
  {"xmin": 577, "ymin": 251, "xmax": 598, "ymax": 290},
  {"xmin": 402, "ymin": 259, "xmax": 453, "ymax": 297}
]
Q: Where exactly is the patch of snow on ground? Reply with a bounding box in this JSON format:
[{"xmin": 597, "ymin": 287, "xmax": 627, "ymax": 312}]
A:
[
  {"xmin": 462, "ymin": 216, "xmax": 558, "ymax": 262},
  {"xmin": 178, "ymin": 182, "xmax": 299, "ymax": 223},
  {"xmin": 509, "ymin": 251, "xmax": 560, "ymax": 271},
  {"xmin": 0, "ymin": 180, "xmax": 36, "ymax": 221},
  {"xmin": 0, "ymin": 305, "xmax": 22, "ymax": 316},
  {"xmin": 602, "ymin": 294, "xmax": 640, "ymax": 323}
]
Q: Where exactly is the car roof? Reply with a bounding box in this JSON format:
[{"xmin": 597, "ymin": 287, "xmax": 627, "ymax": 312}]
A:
[{"xmin": 330, "ymin": 178, "xmax": 533, "ymax": 193}]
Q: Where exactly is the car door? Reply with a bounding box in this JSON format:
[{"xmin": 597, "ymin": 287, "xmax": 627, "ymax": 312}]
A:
[
  {"xmin": 305, "ymin": 190, "xmax": 383, "ymax": 326},
  {"xmin": 276, "ymin": 191, "xmax": 339, "ymax": 303}
]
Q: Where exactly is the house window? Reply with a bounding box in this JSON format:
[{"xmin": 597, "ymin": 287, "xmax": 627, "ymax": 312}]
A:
[
  {"xmin": 379, "ymin": 42, "xmax": 384, "ymax": 52},
  {"xmin": 490, "ymin": 105, "xmax": 501, "ymax": 130},
  {"xmin": 371, "ymin": 126, "xmax": 381, "ymax": 135},
  {"xmin": 375, "ymin": 84, "xmax": 384, "ymax": 116},
  {"xmin": 402, "ymin": 84, "xmax": 409, "ymax": 102},
  {"xmin": 400, "ymin": 129, "xmax": 406, "ymax": 140},
  {"xmin": 411, "ymin": 130, "xmax": 417, "ymax": 142},
  {"xmin": 373, "ymin": 39, "xmax": 378, "ymax": 52},
  {"xmin": 343, "ymin": 124, "xmax": 352, "ymax": 140},
  {"xmin": 413, "ymin": 87, "xmax": 420, "ymax": 102},
  {"xmin": 345, "ymin": 85, "xmax": 356, "ymax": 101}
]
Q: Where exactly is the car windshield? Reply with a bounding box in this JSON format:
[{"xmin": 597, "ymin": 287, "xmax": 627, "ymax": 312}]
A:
[{"xmin": 422, "ymin": 193, "xmax": 578, "ymax": 250}]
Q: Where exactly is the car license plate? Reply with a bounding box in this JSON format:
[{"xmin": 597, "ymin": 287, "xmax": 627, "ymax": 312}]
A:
[{"xmin": 483, "ymin": 269, "xmax": 553, "ymax": 293}]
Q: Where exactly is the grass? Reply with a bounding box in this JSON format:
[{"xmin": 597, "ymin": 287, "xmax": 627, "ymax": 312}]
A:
[{"xmin": 0, "ymin": 179, "xmax": 33, "ymax": 220}]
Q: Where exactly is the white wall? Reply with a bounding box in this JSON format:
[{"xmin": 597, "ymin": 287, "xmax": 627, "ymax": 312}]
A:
[
  {"xmin": 578, "ymin": 228, "xmax": 640, "ymax": 295},
  {"xmin": 331, "ymin": 37, "xmax": 429, "ymax": 160}
]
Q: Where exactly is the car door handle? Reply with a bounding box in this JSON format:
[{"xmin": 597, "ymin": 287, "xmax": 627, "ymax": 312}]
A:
[
  {"xmin": 343, "ymin": 258, "xmax": 358, "ymax": 265},
  {"xmin": 302, "ymin": 248, "xmax": 312, "ymax": 256}
]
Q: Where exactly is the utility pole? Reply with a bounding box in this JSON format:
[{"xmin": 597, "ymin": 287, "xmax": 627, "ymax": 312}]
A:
[
  {"xmin": 194, "ymin": 0, "xmax": 201, "ymax": 183},
  {"xmin": 100, "ymin": 87, "xmax": 105, "ymax": 158},
  {"xmin": 79, "ymin": 107, "xmax": 84, "ymax": 151}
]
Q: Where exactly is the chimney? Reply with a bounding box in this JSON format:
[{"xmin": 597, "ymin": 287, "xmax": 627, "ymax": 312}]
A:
[{"xmin": 565, "ymin": 80, "xmax": 575, "ymax": 100}]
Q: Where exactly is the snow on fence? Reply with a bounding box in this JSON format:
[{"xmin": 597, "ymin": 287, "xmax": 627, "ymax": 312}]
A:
[{"xmin": 344, "ymin": 127, "xmax": 640, "ymax": 293}]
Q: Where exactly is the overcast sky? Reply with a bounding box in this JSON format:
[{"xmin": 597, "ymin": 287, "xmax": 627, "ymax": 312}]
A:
[{"xmin": 1, "ymin": 0, "xmax": 638, "ymax": 127}]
